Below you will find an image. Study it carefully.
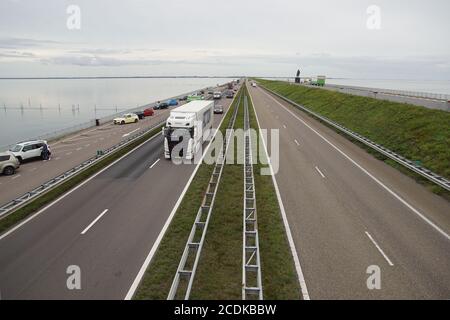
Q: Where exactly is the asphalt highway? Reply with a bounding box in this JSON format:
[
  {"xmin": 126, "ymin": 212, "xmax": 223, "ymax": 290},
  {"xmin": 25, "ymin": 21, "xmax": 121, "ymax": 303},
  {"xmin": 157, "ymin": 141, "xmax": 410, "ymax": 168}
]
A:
[
  {"xmin": 0, "ymin": 93, "xmax": 235, "ymax": 299},
  {"xmin": 248, "ymin": 84, "xmax": 450, "ymax": 299}
]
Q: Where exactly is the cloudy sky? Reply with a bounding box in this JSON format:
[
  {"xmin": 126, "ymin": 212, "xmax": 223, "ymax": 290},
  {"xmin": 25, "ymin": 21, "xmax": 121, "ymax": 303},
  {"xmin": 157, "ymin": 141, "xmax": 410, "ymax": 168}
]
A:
[{"xmin": 0, "ymin": 0, "xmax": 449, "ymax": 79}]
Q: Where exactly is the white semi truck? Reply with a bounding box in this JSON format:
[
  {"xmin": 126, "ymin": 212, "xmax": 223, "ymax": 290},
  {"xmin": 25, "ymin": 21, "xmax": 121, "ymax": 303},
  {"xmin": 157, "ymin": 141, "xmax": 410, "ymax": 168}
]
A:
[{"xmin": 163, "ymin": 100, "xmax": 214, "ymax": 160}]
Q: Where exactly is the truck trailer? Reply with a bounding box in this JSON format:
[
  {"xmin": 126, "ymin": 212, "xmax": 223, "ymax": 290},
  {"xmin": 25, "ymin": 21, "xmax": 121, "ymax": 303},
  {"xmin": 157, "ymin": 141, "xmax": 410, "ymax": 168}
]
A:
[{"xmin": 163, "ymin": 100, "xmax": 214, "ymax": 160}]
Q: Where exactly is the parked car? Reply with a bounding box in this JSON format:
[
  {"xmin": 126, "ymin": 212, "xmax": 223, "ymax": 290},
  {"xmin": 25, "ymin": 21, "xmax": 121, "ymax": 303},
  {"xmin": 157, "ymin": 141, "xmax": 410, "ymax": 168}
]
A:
[
  {"xmin": 134, "ymin": 111, "xmax": 145, "ymax": 119},
  {"xmin": 9, "ymin": 140, "xmax": 50, "ymax": 163},
  {"xmin": 179, "ymin": 95, "xmax": 188, "ymax": 101},
  {"xmin": 187, "ymin": 94, "xmax": 204, "ymax": 102},
  {"xmin": 214, "ymin": 105, "xmax": 224, "ymax": 114},
  {"xmin": 0, "ymin": 152, "xmax": 20, "ymax": 175},
  {"xmin": 154, "ymin": 102, "xmax": 169, "ymax": 110},
  {"xmin": 143, "ymin": 108, "xmax": 154, "ymax": 117},
  {"xmin": 113, "ymin": 113, "xmax": 139, "ymax": 125},
  {"xmin": 167, "ymin": 99, "xmax": 178, "ymax": 106}
]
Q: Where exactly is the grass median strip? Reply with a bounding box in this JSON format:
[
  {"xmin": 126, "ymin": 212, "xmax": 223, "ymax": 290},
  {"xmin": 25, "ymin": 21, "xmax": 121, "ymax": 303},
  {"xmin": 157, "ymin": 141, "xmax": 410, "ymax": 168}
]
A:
[
  {"xmin": 189, "ymin": 91, "xmax": 245, "ymax": 299},
  {"xmin": 245, "ymin": 84, "xmax": 301, "ymax": 299},
  {"xmin": 192, "ymin": 84, "xmax": 300, "ymax": 299},
  {"xmin": 0, "ymin": 124, "xmax": 164, "ymax": 234},
  {"xmin": 256, "ymin": 78, "xmax": 450, "ymax": 198},
  {"xmin": 134, "ymin": 90, "xmax": 242, "ymax": 300}
]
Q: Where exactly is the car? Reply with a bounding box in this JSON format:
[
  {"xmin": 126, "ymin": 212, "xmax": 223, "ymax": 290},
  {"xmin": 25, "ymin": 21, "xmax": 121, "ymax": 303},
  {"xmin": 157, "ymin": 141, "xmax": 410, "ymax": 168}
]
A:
[
  {"xmin": 143, "ymin": 108, "xmax": 154, "ymax": 117},
  {"xmin": 213, "ymin": 91, "xmax": 222, "ymax": 99},
  {"xmin": 167, "ymin": 99, "xmax": 178, "ymax": 106},
  {"xmin": 225, "ymin": 91, "xmax": 234, "ymax": 98},
  {"xmin": 0, "ymin": 152, "xmax": 20, "ymax": 175},
  {"xmin": 179, "ymin": 95, "xmax": 188, "ymax": 101},
  {"xmin": 113, "ymin": 113, "xmax": 139, "ymax": 125},
  {"xmin": 9, "ymin": 140, "xmax": 50, "ymax": 162},
  {"xmin": 134, "ymin": 111, "xmax": 145, "ymax": 119},
  {"xmin": 208, "ymin": 90, "xmax": 214, "ymax": 94},
  {"xmin": 252, "ymin": 82, "xmax": 257, "ymax": 87},
  {"xmin": 154, "ymin": 102, "xmax": 169, "ymax": 110},
  {"xmin": 187, "ymin": 94, "xmax": 204, "ymax": 102},
  {"xmin": 214, "ymin": 105, "xmax": 224, "ymax": 114}
]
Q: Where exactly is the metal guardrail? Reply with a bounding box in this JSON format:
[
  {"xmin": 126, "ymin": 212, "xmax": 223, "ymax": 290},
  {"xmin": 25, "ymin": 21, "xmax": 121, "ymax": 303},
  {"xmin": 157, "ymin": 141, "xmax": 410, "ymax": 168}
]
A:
[
  {"xmin": 167, "ymin": 91, "xmax": 242, "ymax": 300},
  {"xmin": 242, "ymin": 93, "xmax": 263, "ymax": 300},
  {"xmin": 0, "ymin": 119, "xmax": 166, "ymax": 220},
  {"xmin": 260, "ymin": 86, "xmax": 450, "ymax": 192}
]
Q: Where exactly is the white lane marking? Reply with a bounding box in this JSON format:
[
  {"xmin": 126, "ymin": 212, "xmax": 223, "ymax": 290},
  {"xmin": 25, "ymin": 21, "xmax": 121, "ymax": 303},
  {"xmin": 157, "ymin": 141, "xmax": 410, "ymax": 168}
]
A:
[
  {"xmin": 66, "ymin": 152, "xmax": 72, "ymax": 155},
  {"xmin": 248, "ymin": 88, "xmax": 310, "ymax": 300},
  {"xmin": 85, "ymin": 144, "xmax": 90, "ymax": 147},
  {"xmin": 315, "ymin": 166, "xmax": 326, "ymax": 178},
  {"xmin": 0, "ymin": 131, "xmax": 162, "ymax": 242},
  {"xmin": 29, "ymin": 167, "xmax": 37, "ymax": 172},
  {"xmin": 283, "ymin": 124, "xmax": 287, "ymax": 129},
  {"xmin": 81, "ymin": 209, "xmax": 109, "ymax": 235},
  {"xmin": 123, "ymin": 128, "xmax": 141, "ymax": 137},
  {"xmin": 11, "ymin": 174, "xmax": 21, "ymax": 180},
  {"xmin": 149, "ymin": 158, "xmax": 160, "ymax": 169},
  {"xmin": 75, "ymin": 147, "xmax": 82, "ymax": 151},
  {"xmin": 55, "ymin": 157, "xmax": 61, "ymax": 161},
  {"xmin": 260, "ymin": 88, "xmax": 450, "ymax": 241},
  {"xmin": 125, "ymin": 90, "xmax": 239, "ymax": 300},
  {"xmin": 294, "ymin": 139, "xmax": 300, "ymax": 146},
  {"xmin": 365, "ymin": 231, "xmax": 394, "ymax": 266}
]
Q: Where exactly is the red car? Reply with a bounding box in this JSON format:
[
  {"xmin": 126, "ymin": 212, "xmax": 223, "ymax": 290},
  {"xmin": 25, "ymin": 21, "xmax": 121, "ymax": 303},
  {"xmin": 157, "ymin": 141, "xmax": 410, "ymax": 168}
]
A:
[{"xmin": 143, "ymin": 108, "xmax": 154, "ymax": 117}]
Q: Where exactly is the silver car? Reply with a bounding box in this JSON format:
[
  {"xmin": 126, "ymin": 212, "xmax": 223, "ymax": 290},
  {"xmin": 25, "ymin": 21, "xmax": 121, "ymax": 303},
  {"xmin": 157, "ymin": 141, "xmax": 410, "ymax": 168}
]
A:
[{"xmin": 0, "ymin": 152, "xmax": 20, "ymax": 175}]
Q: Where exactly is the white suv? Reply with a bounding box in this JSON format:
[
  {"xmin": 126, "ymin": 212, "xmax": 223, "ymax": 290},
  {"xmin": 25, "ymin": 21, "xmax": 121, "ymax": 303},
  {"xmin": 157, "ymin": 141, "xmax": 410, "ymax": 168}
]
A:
[{"xmin": 9, "ymin": 140, "xmax": 50, "ymax": 162}]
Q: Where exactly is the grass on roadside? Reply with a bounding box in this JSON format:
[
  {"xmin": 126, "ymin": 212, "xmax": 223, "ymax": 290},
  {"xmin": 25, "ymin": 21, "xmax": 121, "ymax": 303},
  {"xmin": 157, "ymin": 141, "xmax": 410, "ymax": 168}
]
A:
[
  {"xmin": 256, "ymin": 79, "xmax": 450, "ymax": 198},
  {"xmin": 0, "ymin": 124, "xmax": 164, "ymax": 234}
]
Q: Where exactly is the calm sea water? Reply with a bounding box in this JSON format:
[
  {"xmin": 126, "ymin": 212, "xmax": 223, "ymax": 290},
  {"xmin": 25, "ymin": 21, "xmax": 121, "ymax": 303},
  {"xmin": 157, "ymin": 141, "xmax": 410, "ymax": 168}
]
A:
[
  {"xmin": 0, "ymin": 78, "xmax": 231, "ymax": 149},
  {"xmin": 325, "ymin": 79, "xmax": 450, "ymax": 95}
]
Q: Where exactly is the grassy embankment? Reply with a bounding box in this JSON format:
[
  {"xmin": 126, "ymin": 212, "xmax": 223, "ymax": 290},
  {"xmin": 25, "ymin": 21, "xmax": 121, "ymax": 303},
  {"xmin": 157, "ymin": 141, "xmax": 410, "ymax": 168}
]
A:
[
  {"xmin": 256, "ymin": 79, "xmax": 450, "ymax": 197},
  {"xmin": 0, "ymin": 124, "xmax": 164, "ymax": 234}
]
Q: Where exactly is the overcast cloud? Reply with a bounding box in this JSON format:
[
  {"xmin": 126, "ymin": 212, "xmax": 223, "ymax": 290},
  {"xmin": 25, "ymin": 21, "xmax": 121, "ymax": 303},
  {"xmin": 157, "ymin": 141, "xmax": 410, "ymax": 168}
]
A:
[{"xmin": 0, "ymin": 0, "xmax": 449, "ymax": 79}]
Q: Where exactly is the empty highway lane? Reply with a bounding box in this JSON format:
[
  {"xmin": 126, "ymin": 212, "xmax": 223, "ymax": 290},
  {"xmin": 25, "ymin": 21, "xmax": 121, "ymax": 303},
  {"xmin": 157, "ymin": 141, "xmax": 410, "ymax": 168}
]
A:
[{"xmin": 249, "ymin": 85, "xmax": 450, "ymax": 299}]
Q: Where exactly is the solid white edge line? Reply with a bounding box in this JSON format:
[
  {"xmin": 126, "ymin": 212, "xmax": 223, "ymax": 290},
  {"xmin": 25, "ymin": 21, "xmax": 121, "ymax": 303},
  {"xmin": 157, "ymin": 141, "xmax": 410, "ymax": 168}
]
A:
[
  {"xmin": 259, "ymin": 88, "xmax": 450, "ymax": 242},
  {"xmin": 248, "ymin": 86, "xmax": 310, "ymax": 300},
  {"xmin": 149, "ymin": 158, "xmax": 160, "ymax": 169},
  {"xmin": 315, "ymin": 166, "xmax": 326, "ymax": 178},
  {"xmin": 124, "ymin": 89, "xmax": 240, "ymax": 300},
  {"xmin": 0, "ymin": 130, "xmax": 162, "ymax": 242},
  {"xmin": 365, "ymin": 231, "xmax": 394, "ymax": 266},
  {"xmin": 81, "ymin": 209, "xmax": 108, "ymax": 235}
]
